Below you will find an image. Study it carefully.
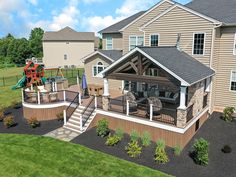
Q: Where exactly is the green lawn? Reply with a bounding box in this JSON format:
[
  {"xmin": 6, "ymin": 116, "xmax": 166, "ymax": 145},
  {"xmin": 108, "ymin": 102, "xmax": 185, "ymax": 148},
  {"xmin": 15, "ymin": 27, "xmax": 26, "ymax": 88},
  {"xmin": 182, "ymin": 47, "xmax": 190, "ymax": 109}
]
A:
[
  {"xmin": 0, "ymin": 67, "xmax": 24, "ymax": 77},
  {"xmin": 0, "ymin": 134, "xmax": 171, "ymax": 177},
  {"xmin": 0, "ymin": 86, "xmax": 21, "ymax": 109}
]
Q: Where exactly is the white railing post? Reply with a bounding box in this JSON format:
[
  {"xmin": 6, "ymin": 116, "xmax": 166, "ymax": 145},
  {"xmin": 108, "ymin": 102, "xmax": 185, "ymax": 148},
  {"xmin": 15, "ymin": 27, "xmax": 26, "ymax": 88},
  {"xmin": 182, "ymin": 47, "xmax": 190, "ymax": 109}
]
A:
[
  {"xmin": 80, "ymin": 115, "xmax": 83, "ymax": 131},
  {"xmin": 150, "ymin": 104, "xmax": 153, "ymax": 121},
  {"xmin": 77, "ymin": 75, "xmax": 79, "ymax": 85},
  {"xmin": 63, "ymin": 90, "xmax": 66, "ymax": 101},
  {"xmin": 126, "ymin": 100, "xmax": 129, "ymax": 116},
  {"xmin": 94, "ymin": 94, "xmax": 97, "ymax": 109},
  {"xmin": 21, "ymin": 89, "xmax": 24, "ymax": 103},
  {"xmin": 79, "ymin": 92, "xmax": 82, "ymax": 105},
  {"xmin": 52, "ymin": 82, "xmax": 55, "ymax": 92},
  {"xmin": 63, "ymin": 110, "xmax": 67, "ymax": 125},
  {"xmin": 37, "ymin": 91, "xmax": 40, "ymax": 105}
]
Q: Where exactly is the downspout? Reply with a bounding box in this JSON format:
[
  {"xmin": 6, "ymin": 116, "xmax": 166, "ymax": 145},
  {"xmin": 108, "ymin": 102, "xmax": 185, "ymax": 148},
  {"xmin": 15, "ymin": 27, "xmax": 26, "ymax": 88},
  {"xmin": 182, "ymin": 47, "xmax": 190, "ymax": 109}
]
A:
[{"xmin": 209, "ymin": 23, "xmax": 222, "ymax": 113}]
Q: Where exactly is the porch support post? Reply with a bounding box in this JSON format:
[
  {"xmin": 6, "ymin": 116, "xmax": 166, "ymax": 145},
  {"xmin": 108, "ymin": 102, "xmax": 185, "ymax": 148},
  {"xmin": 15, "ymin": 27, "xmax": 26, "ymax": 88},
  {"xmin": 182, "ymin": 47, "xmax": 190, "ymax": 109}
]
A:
[
  {"xmin": 150, "ymin": 104, "xmax": 153, "ymax": 121},
  {"xmin": 205, "ymin": 77, "xmax": 211, "ymax": 92},
  {"xmin": 102, "ymin": 78, "xmax": 110, "ymax": 111},
  {"xmin": 126, "ymin": 100, "xmax": 129, "ymax": 116},
  {"xmin": 94, "ymin": 94, "xmax": 97, "ymax": 109},
  {"xmin": 179, "ymin": 86, "xmax": 187, "ymax": 110},
  {"xmin": 63, "ymin": 110, "xmax": 67, "ymax": 125}
]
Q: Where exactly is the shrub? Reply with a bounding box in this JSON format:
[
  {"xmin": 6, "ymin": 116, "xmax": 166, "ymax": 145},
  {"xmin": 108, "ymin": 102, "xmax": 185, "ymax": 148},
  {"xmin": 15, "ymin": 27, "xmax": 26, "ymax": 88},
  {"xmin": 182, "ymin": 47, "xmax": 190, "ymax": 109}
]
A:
[
  {"xmin": 3, "ymin": 115, "xmax": 15, "ymax": 128},
  {"xmin": 56, "ymin": 112, "xmax": 64, "ymax": 121},
  {"xmin": 154, "ymin": 139, "xmax": 169, "ymax": 164},
  {"xmin": 192, "ymin": 138, "xmax": 209, "ymax": 166},
  {"xmin": 130, "ymin": 130, "xmax": 139, "ymax": 142},
  {"xmin": 125, "ymin": 141, "xmax": 142, "ymax": 158},
  {"xmin": 173, "ymin": 145, "xmax": 182, "ymax": 156},
  {"xmin": 27, "ymin": 117, "xmax": 40, "ymax": 128},
  {"xmin": 0, "ymin": 109, "xmax": 4, "ymax": 122},
  {"xmin": 115, "ymin": 128, "xmax": 124, "ymax": 140},
  {"xmin": 105, "ymin": 135, "xmax": 121, "ymax": 146},
  {"xmin": 223, "ymin": 107, "xmax": 235, "ymax": 122},
  {"xmin": 222, "ymin": 145, "xmax": 232, "ymax": 153},
  {"xmin": 141, "ymin": 131, "xmax": 151, "ymax": 147},
  {"xmin": 96, "ymin": 119, "xmax": 109, "ymax": 137}
]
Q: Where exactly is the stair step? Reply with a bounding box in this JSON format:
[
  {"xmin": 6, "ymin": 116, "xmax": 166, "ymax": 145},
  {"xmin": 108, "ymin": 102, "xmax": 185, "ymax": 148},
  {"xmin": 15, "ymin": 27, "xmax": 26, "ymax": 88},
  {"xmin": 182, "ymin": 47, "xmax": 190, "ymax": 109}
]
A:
[
  {"xmin": 64, "ymin": 125, "xmax": 82, "ymax": 133},
  {"xmin": 65, "ymin": 123, "xmax": 81, "ymax": 130},
  {"xmin": 67, "ymin": 120, "xmax": 81, "ymax": 126}
]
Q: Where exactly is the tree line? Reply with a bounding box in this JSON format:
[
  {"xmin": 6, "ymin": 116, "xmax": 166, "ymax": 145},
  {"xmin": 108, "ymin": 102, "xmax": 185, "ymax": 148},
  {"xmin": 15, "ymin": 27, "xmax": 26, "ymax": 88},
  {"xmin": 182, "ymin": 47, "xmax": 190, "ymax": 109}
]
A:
[{"xmin": 0, "ymin": 28, "xmax": 44, "ymax": 68}]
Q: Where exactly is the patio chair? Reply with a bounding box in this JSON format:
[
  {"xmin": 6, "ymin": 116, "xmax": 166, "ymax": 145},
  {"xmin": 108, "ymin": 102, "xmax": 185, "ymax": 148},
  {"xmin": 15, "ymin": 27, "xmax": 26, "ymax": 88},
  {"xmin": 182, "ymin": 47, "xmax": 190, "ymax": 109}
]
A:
[
  {"xmin": 125, "ymin": 92, "xmax": 138, "ymax": 113},
  {"xmin": 147, "ymin": 97, "xmax": 163, "ymax": 117}
]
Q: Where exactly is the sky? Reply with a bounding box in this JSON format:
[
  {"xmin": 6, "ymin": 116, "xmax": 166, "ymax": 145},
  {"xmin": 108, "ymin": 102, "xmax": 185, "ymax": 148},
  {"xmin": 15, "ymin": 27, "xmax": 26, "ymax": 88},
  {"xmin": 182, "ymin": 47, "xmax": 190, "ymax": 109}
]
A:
[{"xmin": 0, "ymin": 0, "xmax": 191, "ymax": 38}]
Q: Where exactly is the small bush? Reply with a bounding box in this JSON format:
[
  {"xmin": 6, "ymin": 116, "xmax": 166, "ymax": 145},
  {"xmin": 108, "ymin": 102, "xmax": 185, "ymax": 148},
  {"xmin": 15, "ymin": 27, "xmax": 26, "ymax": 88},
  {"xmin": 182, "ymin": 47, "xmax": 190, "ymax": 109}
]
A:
[
  {"xmin": 56, "ymin": 112, "xmax": 64, "ymax": 121},
  {"xmin": 115, "ymin": 128, "xmax": 124, "ymax": 140},
  {"xmin": 192, "ymin": 138, "xmax": 209, "ymax": 166},
  {"xmin": 173, "ymin": 145, "xmax": 182, "ymax": 156},
  {"xmin": 222, "ymin": 145, "xmax": 232, "ymax": 153},
  {"xmin": 0, "ymin": 109, "xmax": 4, "ymax": 122},
  {"xmin": 141, "ymin": 131, "xmax": 151, "ymax": 147},
  {"xmin": 3, "ymin": 115, "xmax": 15, "ymax": 128},
  {"xmin": 105, "ymin": 135, "xmax": 121, "ymax": 146},
  {"xmin": 154, "ymin": 139, "xmax": 169, "ymax": 164},
  {"xmin": 27, "ymin": 117, "xmax": 40, "ymax": 128},
  {"xmin": 223, "ymin": 107, "xmax": 235, "ymax": 122},
  {"xmin": 96, "ymin": 119, "xmax": 109, "ymax": 137},
  {"xmin": 125, "ymin": 141, "xmax": 142, "ymax": 158},
  {"xmin": 130, "ymin": 130, "xmax": 139, "ymax": 142}
]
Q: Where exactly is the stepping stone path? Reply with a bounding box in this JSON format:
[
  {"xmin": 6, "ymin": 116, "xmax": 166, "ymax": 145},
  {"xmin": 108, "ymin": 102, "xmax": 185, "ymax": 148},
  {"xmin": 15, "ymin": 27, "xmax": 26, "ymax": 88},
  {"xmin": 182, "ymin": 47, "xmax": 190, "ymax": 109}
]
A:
[{"xmin": 44, "ymin": 127, "xmax": 80, "ymax": 142}]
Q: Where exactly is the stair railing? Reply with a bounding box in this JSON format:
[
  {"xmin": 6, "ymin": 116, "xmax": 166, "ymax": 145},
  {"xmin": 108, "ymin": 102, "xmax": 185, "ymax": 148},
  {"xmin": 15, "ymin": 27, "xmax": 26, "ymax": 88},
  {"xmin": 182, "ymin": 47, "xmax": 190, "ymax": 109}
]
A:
[
  {"xmin": 81, "ymin": 96, "xmax": 95, "ymax": 127},
  {"xmin": 65, "ymin": 92, "xmax": 81, "ymax": 123}
]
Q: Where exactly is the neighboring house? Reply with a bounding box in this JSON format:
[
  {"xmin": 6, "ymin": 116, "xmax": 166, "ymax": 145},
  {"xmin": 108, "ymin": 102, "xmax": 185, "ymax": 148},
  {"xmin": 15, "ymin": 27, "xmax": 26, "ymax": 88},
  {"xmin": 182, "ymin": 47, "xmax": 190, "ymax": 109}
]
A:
[{"xmin": 42, "ymin": 26, "xmax": 95, "ymax": 68}]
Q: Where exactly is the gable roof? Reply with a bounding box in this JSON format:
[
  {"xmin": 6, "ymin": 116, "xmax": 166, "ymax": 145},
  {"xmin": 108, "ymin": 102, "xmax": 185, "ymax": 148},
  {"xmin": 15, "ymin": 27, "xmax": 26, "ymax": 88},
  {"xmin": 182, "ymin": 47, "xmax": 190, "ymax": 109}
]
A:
[
  {"xmin": 186, "ymin": 0, "xmax": 236, "ymax": 25},
  {"xmin": 83, "ymin": 50, "xmax": 122, "ymax": 63},
  {"xmin": 43, "ymin": 26, "xmax": 95, "ymax": 41},
  {"xmin": 98, "ymin": 11, "xmax": 145, "ymax": 34},
  {"xmin": 100, "ymin": 46, "xmax": 215, "ymax": 86}
]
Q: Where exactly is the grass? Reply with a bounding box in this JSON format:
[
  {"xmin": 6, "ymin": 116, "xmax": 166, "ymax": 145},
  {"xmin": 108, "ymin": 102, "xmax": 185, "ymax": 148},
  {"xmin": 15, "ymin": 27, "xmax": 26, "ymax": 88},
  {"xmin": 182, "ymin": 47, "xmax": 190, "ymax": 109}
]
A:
[
  {"xmin": 0, "ymin": 87, "xmax": 21, "ymax": 109},
  {"xmin": 0, "ymin": 67, "xmax": 24, "ymax": 77},
  {"xmin": 0, "ymin": 134, "xmax": 172, "ymax": 177}
]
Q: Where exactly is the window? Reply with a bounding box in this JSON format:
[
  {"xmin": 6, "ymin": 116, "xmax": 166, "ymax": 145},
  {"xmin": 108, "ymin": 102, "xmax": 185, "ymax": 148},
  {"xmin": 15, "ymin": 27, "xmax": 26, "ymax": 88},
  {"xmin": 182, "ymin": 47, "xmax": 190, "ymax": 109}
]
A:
[
  {"xmin": 233, "ymin": 33, "xmax": 236, "ymax": 55},
  {"xmin": 129, "ymin": 36, "xmax": 144, "ymax": 51},
  {"xmin": 64, "ymin": 54, "xmax": 67, "ymax": 60},
  {"xmin": 106, "ymin": 37, "xmax": 113, "ymax": 50},
  {"xmin": 93, "ymin": 62, "xmax": 106, "ymax": 77},
  {"xmin": 230, "ymin": 71, "xmax": 236, "ymax": 91},
  {"xmin": 193, "ymin": 33, "xmax": 205, "ymax": 55},
  {"xmin": 150, "ymin": 34, "xmax": 159, "ymax": 46}
]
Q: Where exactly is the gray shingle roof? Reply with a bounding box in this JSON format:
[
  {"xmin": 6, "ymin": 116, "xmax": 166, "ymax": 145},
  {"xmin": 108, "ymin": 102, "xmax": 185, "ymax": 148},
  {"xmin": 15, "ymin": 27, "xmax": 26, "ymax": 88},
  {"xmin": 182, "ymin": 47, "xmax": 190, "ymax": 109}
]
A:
[
  {"xmin": 43, "ymin": 26, "xmax": 95, "ymax": 41},
  {"xmin": 186, "ymin": 0, "xmax": 236, "ymax": 24},
  {"xmin": 98, "ymin": 50, "xmax": 123, "ymax": 61},
  {"xmin": 138, "ymin": 46, "xmax": 215, "ymax": 85},
  {"xmin": 98, "ymin": 11, "xmax": 146, "ymax": 34}
]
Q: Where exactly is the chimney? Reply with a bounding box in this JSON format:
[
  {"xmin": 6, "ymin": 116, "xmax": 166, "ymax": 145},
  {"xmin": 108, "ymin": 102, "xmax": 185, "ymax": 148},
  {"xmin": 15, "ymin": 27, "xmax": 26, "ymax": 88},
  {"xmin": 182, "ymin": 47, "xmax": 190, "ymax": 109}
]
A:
[{"xmin": 176, "ymin": 33, "xmax": 181, "ymax": 51}]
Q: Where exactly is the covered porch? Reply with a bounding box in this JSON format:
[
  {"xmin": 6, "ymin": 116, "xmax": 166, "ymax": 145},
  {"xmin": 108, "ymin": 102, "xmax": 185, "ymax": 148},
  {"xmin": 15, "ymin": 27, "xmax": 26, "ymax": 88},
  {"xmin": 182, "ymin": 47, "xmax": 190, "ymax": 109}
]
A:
[{"xmin": 98, "ymin": 46, "xmax": 214, "ymax": 128}]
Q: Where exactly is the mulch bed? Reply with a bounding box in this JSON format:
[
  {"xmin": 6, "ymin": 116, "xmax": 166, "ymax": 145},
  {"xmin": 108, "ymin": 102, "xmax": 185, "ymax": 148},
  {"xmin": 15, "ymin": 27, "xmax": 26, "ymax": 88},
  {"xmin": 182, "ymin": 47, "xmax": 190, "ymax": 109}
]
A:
[
  {"xmin": 0, "ymin": 106, "xmax": 63, "ymax": 135},
  {"xmin": 72, "ymin": 112, "xmax": 236, "ymax": 177}
]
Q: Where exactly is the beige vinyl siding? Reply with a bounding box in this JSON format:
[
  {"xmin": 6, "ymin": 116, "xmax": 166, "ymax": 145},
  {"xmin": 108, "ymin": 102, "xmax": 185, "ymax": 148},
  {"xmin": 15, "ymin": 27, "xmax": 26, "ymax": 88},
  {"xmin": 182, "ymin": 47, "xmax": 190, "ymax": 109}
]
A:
[
  {"xmin": 122, "ymin": 1, "xmax": 173, "ymax": 54},
  {"xmin": 102, "ymin": 33, "xmax": 123, "ymax": 50},
  {"xmin": 213, "ymin": 27, "xmax": 236, "ymax": 110},
  {"xmin": 84, "ymin": 54, "xmax": 123, "ymax": 92},
  {"xmin": 43, "ymin": 41, "xmax": 94, "ymax": 68},
  {"xmin": 143, "ymin": 6, "xmax": 214, "ymax": 66}
]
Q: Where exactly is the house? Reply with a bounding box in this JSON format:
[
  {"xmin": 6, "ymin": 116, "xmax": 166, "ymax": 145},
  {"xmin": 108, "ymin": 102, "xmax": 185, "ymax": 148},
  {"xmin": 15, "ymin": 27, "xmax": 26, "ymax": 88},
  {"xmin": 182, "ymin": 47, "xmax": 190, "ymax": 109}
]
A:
[
  {"xmin": 42, "ymin": 26, "xmax": 95, "ymax": 68},
  {"xmin": 22, "ymin": 0, "xmax": 236, "ymax": 148}
]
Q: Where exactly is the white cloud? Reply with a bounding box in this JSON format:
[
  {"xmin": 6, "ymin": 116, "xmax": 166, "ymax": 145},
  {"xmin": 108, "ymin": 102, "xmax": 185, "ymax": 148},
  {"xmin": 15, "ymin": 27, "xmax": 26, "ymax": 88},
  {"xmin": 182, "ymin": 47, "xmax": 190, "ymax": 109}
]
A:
[{"xmin": 27, "ymin": 0, "xmax": 37, "ymax": 6}]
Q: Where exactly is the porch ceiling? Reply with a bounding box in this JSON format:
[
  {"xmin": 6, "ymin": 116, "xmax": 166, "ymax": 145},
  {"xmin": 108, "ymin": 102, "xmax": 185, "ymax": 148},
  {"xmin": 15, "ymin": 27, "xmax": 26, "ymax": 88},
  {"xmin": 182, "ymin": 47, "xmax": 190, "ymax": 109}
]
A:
[{"xmin": 100, "ymin": 46, "xmax": 215, "ymax": 86}]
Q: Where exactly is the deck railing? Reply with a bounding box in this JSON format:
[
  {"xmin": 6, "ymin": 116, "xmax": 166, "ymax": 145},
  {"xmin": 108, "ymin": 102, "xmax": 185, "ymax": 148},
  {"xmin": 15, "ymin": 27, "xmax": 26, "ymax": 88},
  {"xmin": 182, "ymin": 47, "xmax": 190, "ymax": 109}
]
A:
[
  {"xmin": 65, "ymin": 93, "xmax": 81, "ymax": 122},
  {"xmin": 81, "ymin": 96, "xmax": 95, "ymax": 127},
  {"xmin": 186, "ymin": 104, "xmax": 194, "ymax": 123}
]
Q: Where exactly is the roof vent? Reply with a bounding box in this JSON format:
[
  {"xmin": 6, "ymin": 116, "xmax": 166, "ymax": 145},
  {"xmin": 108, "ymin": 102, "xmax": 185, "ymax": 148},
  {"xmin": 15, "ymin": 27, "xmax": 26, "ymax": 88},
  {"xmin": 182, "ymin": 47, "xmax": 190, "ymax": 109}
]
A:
[{"xmin": 176, "ymin": 33, "xmax": 181, "ymax": 51}]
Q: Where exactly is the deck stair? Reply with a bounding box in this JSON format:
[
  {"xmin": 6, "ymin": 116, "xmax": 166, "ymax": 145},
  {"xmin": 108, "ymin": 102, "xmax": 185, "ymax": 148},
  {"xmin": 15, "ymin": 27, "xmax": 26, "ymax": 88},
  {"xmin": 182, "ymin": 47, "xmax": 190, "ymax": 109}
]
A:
[{"xmin": 64, "ymin": 96, "xmax": 96, "ymax": 133}]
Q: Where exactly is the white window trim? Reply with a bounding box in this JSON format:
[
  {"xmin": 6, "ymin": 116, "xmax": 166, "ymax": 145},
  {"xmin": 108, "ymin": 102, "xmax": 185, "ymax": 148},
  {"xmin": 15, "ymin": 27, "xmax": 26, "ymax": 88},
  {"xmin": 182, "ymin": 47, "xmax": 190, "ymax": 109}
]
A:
[
  {"xmin": 149, "ymin": 33, "xmax": 160, "ymax": 46},
  {"xmin": 233, "ymin": 33, "xmax": 236, "ymax": 55},
  {"xmin": 106, "ymin": 37, "xmax": 113, "ymax": 50},
  {"xmin": 192, "ymin": 32, "xmax": 206, "ymax": 56},
  {"xmin": 92, "ymin": 61, "xmax": 106, "ymax": 77},
  {"xmin": 129, "ymin": 35, "xmax": 144, "ymax": 51},
  {"xmin": 229, "ymin": 70, "xmax": 236, "ymax": 92}
]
